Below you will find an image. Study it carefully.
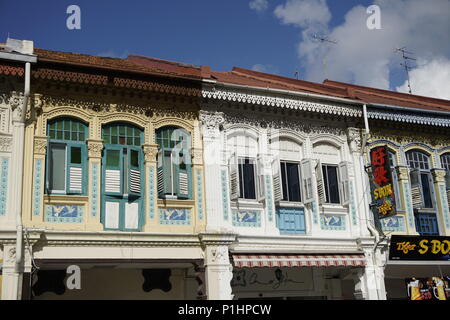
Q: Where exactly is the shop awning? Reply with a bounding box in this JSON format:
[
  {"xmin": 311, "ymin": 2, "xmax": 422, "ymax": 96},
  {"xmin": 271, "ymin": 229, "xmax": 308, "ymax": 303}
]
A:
[{"xmin": 231, "ymin": 254, "xmax": 366, "ymax": 268}]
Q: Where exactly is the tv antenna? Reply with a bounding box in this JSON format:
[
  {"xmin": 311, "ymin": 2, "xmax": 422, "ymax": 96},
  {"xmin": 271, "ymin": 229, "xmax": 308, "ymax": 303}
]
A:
[
  {"xmin": 294, "ymin": 70, "xmax": 299, "ymax": 80},
  {"xmin": 396, "ymin": 47, "xmax": 416, "ymax": 94},
  {"xmin": 310, "ymin": 34, "xmax": 338, "ymax": 80}
]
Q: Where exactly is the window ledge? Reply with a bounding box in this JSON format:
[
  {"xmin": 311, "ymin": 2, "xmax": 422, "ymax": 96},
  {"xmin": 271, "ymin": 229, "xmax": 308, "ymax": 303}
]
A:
[
  {"xmin": 232, "ymin": 199, "xmax": 263, "ymax": 210},
  {"xmin": 319, "ymin": 204, "xmax": 348, "ymax": 215},
  {"xmin": 157, "ymin": 199, "xmax": 195, "ymax": 207},
  {"xmin": 276, "ymin": 201, "xmax": 304, "ymax": 208},
  {"xmin": 44, "ymin": 194, "xmax": 89, "ymax": 204}
]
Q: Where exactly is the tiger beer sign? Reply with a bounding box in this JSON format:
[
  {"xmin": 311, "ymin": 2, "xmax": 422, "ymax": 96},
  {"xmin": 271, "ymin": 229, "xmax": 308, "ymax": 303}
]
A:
[{"xmin": 370, "ymin": 145, "xmax": 396, "ymax": 219}]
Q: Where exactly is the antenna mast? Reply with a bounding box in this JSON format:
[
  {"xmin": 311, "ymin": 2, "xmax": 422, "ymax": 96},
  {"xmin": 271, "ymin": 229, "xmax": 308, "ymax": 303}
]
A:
[
  {"xmin": 396, "ymin": 47, "xmax": 416, "ymax": 94},
  {"xmin": 310, "ymin": 34, "xmax": 338, "ymax": 80}
]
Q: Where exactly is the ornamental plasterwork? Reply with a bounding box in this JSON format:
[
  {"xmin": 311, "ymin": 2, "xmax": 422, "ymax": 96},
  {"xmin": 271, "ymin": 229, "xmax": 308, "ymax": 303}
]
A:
[
  {"xmin": 203, "ymin": 85, "xmax": 362, "ymax": 118},
  {"xmin": 431, "ymin": 169, "xmax": 447, "ymax": 183},
  {"xmin": 87, "ymin": 139, "xmax": 104, "ymax": 158},
  {"xmin": 9, "ymin": 91, "xmax": 25, "ymax": 121},
  {"xmin": 34, "ymin": 136, "xmax": 48, "ymax": 155},
  {"xmin": 199, "ymin": 111, "xmax": 225, "ymax": 137},
  {"xmin": 223, "ymin": 109, "xmax": 346, "ymax": 137},
  {"xmin": 0, "ymin": 134, "xmax": 12, "ymax": 152},
  {"xmin": 347, "ymin": 127, "xmax": 362, "ymax": 153},
  {"xmin": 142, "ymin": 144, "xmax": 159, "ymax": 163},
  {"xmin": 368, "ymin": 110, "xmax": 450, "ymax": 127},
  {"xmin": 370, "ymin": 131, "xmax": 450, "ymax": 149}
]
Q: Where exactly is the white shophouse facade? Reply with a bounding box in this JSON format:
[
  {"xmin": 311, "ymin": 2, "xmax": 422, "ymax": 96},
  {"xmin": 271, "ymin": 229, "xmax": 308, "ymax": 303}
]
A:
[{"xmin": 200, "ymin": 80, "xmax": 387, "ymax": 300}]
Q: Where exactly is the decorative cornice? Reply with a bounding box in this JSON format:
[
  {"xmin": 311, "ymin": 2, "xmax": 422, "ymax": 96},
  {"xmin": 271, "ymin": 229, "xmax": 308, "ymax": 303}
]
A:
[
  {"xmin": 368, "ymin": 110, "xmax": 450, "ymax": 127},
  {"xmin": 202, "ymin": 85, "xmax": 363, "ymax": 118}
]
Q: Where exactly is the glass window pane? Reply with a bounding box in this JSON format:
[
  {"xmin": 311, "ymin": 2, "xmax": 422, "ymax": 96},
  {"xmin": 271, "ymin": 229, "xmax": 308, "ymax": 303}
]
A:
[
  {"xmin": 111, "ymin": 136, "xmax": 118, "ymax": 144},
  {"xmin": 71, "ymin": 146, "xmax": 82, "ymax": 164},
  {"xmin": 327, "ymin": 166, "xmax": 340, "ymax": 204},
  {"xmin": 243, "ymin": 160, "xmax": 256, "ymax": 199},
  {"xmin": 134, "ymin": 137, "xmax": 140, "ymax": 146},
  {"xmin": 421, "ymin": 173, "xmax": 433, "ymax": 208},
  {"xmin": 106, "ymin": 150, "xmax": 120, "ymax": 167},
  {"xmin": 127, "ymin": 137, "xmax": 133, "ymax": 145},
  {"xmin": 56, "ymin": 131, "xmax": 63, "ymax": 140},
  {"xmin": 287, "ymin": 163, "xmax": 301, "ymax": 202},
  {"xmin": 111, "ymin": 126, "xmax": 117, "ymax": 136},
  {"xmin": 130, "ymin": 150, "xmax": 139, "ymax": 167},
  {"xmin": 281, "ymin": 162, "xmax": 288, "ymax": 201},
  {"xmin": 50, "ymin": 145, "xmax": 66, "ymax": 191},
  {"xmin": 79, "ymin": 132, "xmax": 85, "ymax": 141},
  {"xmin": 119, "ymin": 126, "xmax": 126, "ymax": 135},
  {"xmin": 64, "ymin": 131, "xmax": 70, "ymax": 140}
]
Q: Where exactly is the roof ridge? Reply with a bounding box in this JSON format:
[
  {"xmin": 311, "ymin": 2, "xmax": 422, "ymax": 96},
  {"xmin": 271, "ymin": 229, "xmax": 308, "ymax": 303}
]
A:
[
  {"xmin": 127, "ymin": 54, "xmax": 201, "ymax": 70},
  {"xmin": 324, "ymin": 79, "xmax": 450, "ymax": 106}
]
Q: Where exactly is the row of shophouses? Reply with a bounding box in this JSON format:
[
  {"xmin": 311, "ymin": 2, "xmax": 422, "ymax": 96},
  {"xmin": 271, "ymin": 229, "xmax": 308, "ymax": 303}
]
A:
[{"xmin": 0, "ymin": 39, "xmax": 449, "ymax": 300}]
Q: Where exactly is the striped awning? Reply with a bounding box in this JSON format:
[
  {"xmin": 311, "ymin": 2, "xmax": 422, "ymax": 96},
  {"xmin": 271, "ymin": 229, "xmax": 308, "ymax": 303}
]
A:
[{"xmin": 231, "ymin": 254, "xmax": 366, "ymax": 268}]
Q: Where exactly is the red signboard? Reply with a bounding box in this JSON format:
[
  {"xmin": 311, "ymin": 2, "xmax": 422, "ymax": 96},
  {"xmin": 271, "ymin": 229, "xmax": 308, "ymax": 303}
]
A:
[{"xmin": 369, "ymin": 146, "xmax": 396, "ymax": 219}]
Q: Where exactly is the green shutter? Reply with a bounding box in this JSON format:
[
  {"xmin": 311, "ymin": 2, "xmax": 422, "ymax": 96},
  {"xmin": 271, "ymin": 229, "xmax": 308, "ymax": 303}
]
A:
[
  {"xmin": 128, "ymin": 148, "xmax": 142, "ymax": 197},
  {"xmin": 104, "ymin": 148, "xmax": 122, "ymax": 196},
  {"xmin": 176, "ymin": 150, "xmax": 191, "ymax": 199},
  {"xmin": 66, "ymin": 143, "xmax": 86, "ymax": 194}
]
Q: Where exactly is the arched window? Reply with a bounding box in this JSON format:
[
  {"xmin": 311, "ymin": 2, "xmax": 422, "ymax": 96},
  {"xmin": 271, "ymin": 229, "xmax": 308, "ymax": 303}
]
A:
[
  {"xmin": 156, "ymin": 126, "xmax": 192, "ymax": 200},
  {"xmin": 46, "ymin": 117, "xmax": 88, "ymax": 195},
  {"xmin": 311, "ymin": 142, "xmax": 349, "ymax": 205},
  {"xmin": 406, "ymin": 150, "xmax": 438, "ymax": 235},
  {"xmin": 102, "ymin": 123, "xmax": 144, "ymax": 231},
  {"xmin": 227, "ymin": 130, "xmax": 259, "ymax": 201}
]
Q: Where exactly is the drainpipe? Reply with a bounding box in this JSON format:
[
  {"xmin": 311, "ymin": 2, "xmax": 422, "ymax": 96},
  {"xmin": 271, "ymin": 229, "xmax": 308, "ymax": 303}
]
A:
[
  {"xmin": 14, "ymin": 61, "xmax": 30, "ymax": 280},
  {"xmin": 360, "ymin": 103, "xmax": 383, "ymax": 300}
]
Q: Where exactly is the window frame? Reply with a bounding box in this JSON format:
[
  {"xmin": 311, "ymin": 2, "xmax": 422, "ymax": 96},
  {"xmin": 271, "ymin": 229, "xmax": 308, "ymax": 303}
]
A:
[
  {"xmin": 406, "ymin": 150, "xmax": 436, "ymax": 211},
  {"xmin": 279, "ymin": 160, "xmax": 302, "ymax": 203},
  {"xmin": 237, "ymin": 157, "xmax": 257, "ymax": 200},
  {"xmin": 156, "ymin": 126, "xmax": 192, "ymax": 200},
  {"xmin": 321, "ymin": 163, "xmax": 341, "ymax": 205},
  {"xmin": 45, "ymin": 118, "xmax": 88, "ymax": 196}
]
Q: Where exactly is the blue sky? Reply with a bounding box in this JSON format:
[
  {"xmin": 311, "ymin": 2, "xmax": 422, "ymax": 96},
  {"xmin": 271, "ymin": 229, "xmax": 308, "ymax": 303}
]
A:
[{"xmin": 1, "ymin": 0, "xmax": 449, "ymax": 98}]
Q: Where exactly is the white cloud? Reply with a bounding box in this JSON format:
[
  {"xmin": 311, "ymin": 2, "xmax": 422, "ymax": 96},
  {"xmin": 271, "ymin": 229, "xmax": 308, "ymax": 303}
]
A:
[
  {"xmin": 273, "ymin": 0, "xmax": 450, "ymax": 98},
  {"xmin": 249, "ymin": 0, "xmax": 268, "ymax": 13},
  {"xmin": 396, "ymin": 58, "xmax": 450, "ymax": 99},
  {"xmin": 274, "ymin": 0, "xmax": 331, "ymax": 28}
]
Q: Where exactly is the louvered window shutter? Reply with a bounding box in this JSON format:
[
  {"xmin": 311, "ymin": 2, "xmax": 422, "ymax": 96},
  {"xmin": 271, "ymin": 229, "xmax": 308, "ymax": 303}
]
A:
[
  {"xmin": 257, "ymin": 155, "xmax": 265, "ymax": 202},
  {"xmin": 300, "ymin": 159, "xmax": 314, "ymax": 204},
  {"xmin": 272, "ymin": 158, "xmax": 283, "ymax": 203},
  {"xmin": 67, "ymin": 144, "xmax": 85, "ymax": 194},
  {"xmin": 157, "ymin": 149, "xmax": 166, "ymax": 197},
  {"xmin": 339, "ymin": 161, "xmax": 350, "ymax": 206},
  {"xmin": 128, "ymin": 148, "xmax": 141, "ymax": 197},
  {"xmin": 176, "ymin": 151, "xmax": 190, "ymax": 199},
  {"xmin": 316, "ymin": 160, "xmax": 327, "ymax": 204},
  {"xmin": 229, "ymin": 153, "xmax": 240, "ymax": 201},
  {"xmin": 104, "ymin": 148, "xmax": 122, "ymax": 196},
  {"xmin": 410, "ymin": 169, "xmax": 424, "ymax": 209}
]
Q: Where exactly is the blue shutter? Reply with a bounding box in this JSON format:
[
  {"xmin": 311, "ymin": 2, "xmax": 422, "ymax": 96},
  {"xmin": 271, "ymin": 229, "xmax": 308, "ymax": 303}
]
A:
[{"xmin": 277, "ymin": 207, "xmax": 306, "ymax": 234}]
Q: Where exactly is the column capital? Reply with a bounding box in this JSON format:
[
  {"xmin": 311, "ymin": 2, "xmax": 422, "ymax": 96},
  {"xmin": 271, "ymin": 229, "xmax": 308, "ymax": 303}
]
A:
[
  {"xmin": 200, "ymin": 111, "xmax": 225, "ymax": 139},
  {"xmin": 431, "ymin": 168, "xmax": 447, "ymax": 183},
  {"xmin": 34, "ymin": 136, "xmax": 49, "ymax": 156},
  {"xmin": 87, "ymin": 139, "xmax": 104, "ymax": 159},
  {"xmin": 142, "ymin": 144, "xmax": 159, "ymax": 163},
  {"xmin": 347, "ymin": 127, "xmax": 362, "ymax": 153},
  {"xmin": 198, "ymin": 232, "xmax": 237, "ymax": 247},
  {"xmin": 396, "ymin": 165, "xmax": 410, "ymax": 181}
]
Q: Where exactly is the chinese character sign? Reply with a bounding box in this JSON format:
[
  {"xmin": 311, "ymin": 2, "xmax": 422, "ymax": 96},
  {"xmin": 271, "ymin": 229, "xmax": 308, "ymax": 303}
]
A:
[{"xmin": 369, "ymin": 146, "xmax": 396, "ymax": 218}]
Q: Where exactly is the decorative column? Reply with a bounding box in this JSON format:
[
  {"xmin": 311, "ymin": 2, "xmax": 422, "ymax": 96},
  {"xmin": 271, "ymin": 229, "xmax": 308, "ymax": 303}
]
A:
[
  {"xmin": 192, "ymin": 145, "xmax": 206, "ymax": 233},
  {"xmin": 142, "ymin": 143, "xmax": 158, "ymax": 232},
  {"xmin": 397, "ymin": 166, "xmax": 419, "ymax": 235},
  {"xmin": 353, "ymin": 245, "xmax": 387, "ymax": 300},
  {"xmin": 86, "ymin": 139, "xmax": 104, "ymax": 230},
  {"xmin": 30, "ymin": 136, "xmax": 47, "ymax": 225},
  {"xmin": 199, "ymin": 233, "xmax": 236, "ymax": 300},
  {"xmin": 432, "ymin": 169, "xmax": 450, "ymax": 236},
  {"xmin": 199, "ymin": 111, "xmax": 229, "ymax": 232}
]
